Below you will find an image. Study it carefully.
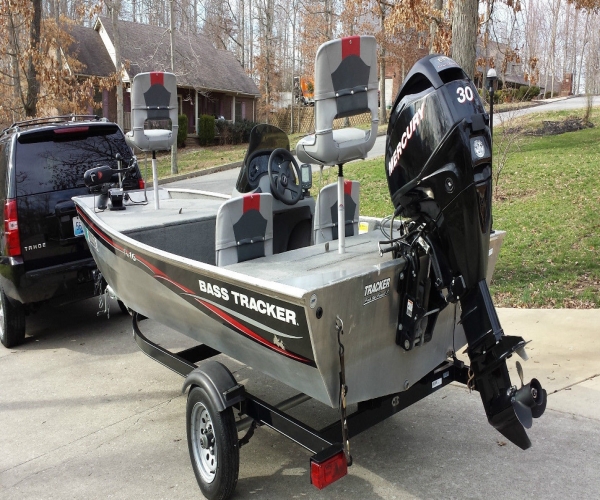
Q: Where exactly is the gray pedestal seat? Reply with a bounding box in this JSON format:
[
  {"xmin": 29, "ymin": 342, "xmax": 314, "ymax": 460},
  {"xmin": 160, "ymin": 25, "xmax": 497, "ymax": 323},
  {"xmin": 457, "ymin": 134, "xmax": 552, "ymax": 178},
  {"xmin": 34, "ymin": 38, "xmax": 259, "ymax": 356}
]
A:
[
  {"xmin": 296, "ymin": 36, "xmax": 379, "ymax": 166},
  {"xmin": 125, "ymin": 72, "xmax": 178, "ymax": 152}
]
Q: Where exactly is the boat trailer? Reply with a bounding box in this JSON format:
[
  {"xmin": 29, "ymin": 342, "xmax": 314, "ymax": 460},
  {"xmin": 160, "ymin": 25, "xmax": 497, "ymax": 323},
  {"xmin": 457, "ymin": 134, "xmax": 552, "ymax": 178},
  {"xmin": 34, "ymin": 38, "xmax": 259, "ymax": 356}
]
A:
[{"xmin": 133, "ymin": 313, "xmax": 478, "ymax": 492}]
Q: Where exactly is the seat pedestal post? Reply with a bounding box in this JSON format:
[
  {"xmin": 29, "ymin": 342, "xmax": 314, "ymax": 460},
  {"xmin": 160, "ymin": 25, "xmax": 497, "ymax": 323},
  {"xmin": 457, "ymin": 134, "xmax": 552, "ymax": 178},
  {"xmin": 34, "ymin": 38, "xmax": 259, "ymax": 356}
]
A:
[
  {"xmin": 152, "ymin": 150, "xmax": 160, "ymax": 210},
  {"xmin": 337, "ymin": 164, "xmax": 345, "ymax": 254}
]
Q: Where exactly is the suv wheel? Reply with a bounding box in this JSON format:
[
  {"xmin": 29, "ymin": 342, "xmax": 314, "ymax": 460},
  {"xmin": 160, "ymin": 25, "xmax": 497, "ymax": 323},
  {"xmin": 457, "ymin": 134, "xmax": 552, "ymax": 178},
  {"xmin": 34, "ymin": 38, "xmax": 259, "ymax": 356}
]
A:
[{"xmin": 0, "ymin": 289, "xmax": 26, "ymax": 348}]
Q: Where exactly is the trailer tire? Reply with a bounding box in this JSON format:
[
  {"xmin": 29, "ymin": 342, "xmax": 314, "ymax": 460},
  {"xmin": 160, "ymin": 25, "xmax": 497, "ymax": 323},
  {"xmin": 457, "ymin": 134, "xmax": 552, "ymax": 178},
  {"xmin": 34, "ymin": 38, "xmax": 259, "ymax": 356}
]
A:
[
  {"xmin": 0, "ymin": 288, "xmax": 25, "ymax": 348},
  {"xmin": 187, "ymin": 386, "xmax": 239, "ymax": 500}
]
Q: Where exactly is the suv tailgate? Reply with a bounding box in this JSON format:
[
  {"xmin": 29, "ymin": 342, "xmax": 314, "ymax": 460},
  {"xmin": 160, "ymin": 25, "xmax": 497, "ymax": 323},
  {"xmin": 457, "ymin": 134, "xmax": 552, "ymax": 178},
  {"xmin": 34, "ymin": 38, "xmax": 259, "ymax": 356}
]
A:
[{"xmin": 14, "ymin": 125, "xmax": 133, "ymax": 270}]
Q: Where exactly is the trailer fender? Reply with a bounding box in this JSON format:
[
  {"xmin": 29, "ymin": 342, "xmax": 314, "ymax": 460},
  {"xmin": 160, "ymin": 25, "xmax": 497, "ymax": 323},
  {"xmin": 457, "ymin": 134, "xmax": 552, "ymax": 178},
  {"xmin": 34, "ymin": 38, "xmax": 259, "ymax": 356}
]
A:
[{"xmin": 182, "ymin": 361, "xmax": 245, "ymax": 411}]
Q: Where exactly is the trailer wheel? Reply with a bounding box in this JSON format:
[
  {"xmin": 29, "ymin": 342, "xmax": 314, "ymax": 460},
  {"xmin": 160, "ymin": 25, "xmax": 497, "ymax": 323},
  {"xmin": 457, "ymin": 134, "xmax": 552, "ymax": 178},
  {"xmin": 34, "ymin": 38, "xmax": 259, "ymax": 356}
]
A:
[
  {"xmin": 0, "ymin": 288, "xmax": 25, "ymax": 348},
  {"xmin": 186, "ymin": 386, "xmax": 239, "ymax": 500}
]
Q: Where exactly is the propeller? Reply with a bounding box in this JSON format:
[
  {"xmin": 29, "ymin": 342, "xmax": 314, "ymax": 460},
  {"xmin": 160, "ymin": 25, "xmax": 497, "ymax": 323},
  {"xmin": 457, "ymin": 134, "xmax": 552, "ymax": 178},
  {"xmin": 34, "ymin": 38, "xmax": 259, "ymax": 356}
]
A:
[{"xmin": 511, "ymin": 360, "xmax": 547, "ymax": 429}]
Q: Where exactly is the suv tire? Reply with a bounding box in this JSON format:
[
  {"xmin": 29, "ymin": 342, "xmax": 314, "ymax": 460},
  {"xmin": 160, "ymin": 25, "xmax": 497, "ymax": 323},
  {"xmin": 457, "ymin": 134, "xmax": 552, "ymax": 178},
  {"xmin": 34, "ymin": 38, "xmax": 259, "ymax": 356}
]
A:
[{"xmin": 0, "ymin": 288, "xmax": 26, "ymax": 348}]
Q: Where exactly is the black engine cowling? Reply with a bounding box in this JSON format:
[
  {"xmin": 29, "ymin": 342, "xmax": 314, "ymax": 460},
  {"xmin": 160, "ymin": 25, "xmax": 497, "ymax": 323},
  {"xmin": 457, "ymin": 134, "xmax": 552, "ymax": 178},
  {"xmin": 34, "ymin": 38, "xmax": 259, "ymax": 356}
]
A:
[
  {"xmin": 385, "ymin": 55, "xmax": 545, "ymax": 450},
  {"xmin": 386, "ymin": 54, "xmax": 492, "ymax": 291}
]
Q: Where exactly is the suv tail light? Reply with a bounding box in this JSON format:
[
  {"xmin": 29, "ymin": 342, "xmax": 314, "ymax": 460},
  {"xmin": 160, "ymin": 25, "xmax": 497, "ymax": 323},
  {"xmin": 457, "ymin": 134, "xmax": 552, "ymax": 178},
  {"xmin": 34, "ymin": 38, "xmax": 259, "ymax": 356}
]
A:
[
  {"xmin": 138, "ymin": 178, "xmax": 145, "ymax": 189},
  {"xmin": 53, "ymin": 126, "xmax": 89, "ymax": 135},
  {"xmin": 4, "ymin": 200, "xmax": 21, "ymax": 257}
]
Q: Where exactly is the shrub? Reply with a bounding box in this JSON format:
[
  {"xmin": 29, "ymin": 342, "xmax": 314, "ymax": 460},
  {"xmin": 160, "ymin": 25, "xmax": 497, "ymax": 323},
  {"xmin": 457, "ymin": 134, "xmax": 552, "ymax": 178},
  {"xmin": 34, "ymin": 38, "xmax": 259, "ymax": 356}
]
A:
[
  {"xmin": 526, "ymin": 86, "xmax": 540, "ymax": 100},
  {"xmin": 198, "ymin": 115, "xmax": 215, "ymax": 146},
  {"xmin": 516, "ymin": 85, "xmax": 541, "ymax": 101},
  {"xmin": 215, "ymin": 119, "xmax": 258, "ymax": 145},
  {"xmin": 177, "ymin": 114, "xmax": 188, "ymax": 147},
  {"xmin": 545, "ymin": 90, "xmax": 553, "ymax": 99}
]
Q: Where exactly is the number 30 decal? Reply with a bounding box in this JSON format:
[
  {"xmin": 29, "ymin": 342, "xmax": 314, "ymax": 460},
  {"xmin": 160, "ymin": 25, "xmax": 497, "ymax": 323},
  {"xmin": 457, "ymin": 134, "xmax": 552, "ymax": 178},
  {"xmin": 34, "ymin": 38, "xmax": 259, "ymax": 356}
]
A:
[{"xmin": 456, "ymin": 86, "xmax": 474, "ymax": 103}]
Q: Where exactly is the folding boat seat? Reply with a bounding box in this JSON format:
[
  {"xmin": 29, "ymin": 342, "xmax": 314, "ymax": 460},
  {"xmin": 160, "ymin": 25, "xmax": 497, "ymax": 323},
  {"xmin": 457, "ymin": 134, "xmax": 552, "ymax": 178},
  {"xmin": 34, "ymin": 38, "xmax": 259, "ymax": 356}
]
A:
[
  {"xmin": 314, "ymin": 180, "xmax": 360, "ymax": 244},
  {"xmin": 215, "ymin": 193, "xmax": 274, "ymax": 266},
  {"xmin": 296, "ymin": 35, "xmax": 379, "ymax": 166},
  {"xmin": 125, "ymin": 72, "xmax": 178, "ymax": 152}
]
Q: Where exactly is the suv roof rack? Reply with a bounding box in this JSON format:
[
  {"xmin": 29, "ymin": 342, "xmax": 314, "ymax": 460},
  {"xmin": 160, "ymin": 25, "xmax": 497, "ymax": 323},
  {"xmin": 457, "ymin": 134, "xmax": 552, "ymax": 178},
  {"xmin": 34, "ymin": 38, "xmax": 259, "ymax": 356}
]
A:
[{"xmin": 1, "ymin": 115, "xmax": 108, "ymax": 137}]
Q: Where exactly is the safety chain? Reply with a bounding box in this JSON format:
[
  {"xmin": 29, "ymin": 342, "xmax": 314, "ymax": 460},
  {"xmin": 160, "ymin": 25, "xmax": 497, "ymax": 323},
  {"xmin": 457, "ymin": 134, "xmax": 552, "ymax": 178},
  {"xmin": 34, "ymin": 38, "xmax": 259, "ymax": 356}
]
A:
[
  {"xmin": 93, "ymin": 270, "xmax": 111, "ymax": 318},
  {"xmin": 467, "ymin": 367, "xmax": 475, "ymax": 392},
  {"xmin": 335, "ymin": 315, "xmax": 352, "ymax": 466}
]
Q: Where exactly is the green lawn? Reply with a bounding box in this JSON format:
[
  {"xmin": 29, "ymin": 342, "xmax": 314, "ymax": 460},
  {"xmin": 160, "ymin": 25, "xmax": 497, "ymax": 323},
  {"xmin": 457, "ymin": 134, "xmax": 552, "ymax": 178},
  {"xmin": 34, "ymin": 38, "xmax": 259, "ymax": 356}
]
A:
[
  {"xmin": 490, "ymin": 119, "xmax": 600, "ymax": 308},
  {"xmin": 145, "ymin": 144, "xmax": 248, "ymax": 180}
]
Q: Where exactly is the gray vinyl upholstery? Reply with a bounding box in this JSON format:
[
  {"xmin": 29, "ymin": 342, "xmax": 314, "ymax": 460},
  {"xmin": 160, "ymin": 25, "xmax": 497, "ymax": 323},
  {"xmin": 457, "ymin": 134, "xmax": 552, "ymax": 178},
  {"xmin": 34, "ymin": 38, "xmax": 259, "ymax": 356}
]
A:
[
  {"xmin": 314, "ymin": 180, "xmax": 360, "ymax": 244},
  {"xmin": 125, "ymin": 72, "xmax": 178, "ymax": 152},
  {"xmin": 296, "ymin": 36, "xmax": 379, "ymax": 166},
  {"xmin": 215, "ymin": 193, "xmax": 274, "ymax": 267}
]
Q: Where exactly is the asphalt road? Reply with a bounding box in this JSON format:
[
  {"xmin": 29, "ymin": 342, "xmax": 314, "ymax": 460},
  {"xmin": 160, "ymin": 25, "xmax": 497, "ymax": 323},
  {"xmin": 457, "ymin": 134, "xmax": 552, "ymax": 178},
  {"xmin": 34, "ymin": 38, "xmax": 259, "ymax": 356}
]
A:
[{"xmin": 494, "ymin": 95, "xmax": 600, "ymax": 126}]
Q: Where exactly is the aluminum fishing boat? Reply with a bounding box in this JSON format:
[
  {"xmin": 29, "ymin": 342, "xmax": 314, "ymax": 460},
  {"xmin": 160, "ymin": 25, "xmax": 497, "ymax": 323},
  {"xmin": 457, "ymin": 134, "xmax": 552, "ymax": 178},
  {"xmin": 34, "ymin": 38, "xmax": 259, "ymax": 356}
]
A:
[{"xmin": 73, "ymin": 37, "xmax": 547, "ymax": 500}]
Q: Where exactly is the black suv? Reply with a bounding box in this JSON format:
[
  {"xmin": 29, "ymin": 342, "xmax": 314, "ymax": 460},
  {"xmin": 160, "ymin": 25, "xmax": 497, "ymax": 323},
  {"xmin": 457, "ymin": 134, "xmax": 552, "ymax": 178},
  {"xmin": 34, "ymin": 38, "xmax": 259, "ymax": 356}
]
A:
[{"xmin": 0, "ymin": 116, "xmax": 144, "ymax": 347}]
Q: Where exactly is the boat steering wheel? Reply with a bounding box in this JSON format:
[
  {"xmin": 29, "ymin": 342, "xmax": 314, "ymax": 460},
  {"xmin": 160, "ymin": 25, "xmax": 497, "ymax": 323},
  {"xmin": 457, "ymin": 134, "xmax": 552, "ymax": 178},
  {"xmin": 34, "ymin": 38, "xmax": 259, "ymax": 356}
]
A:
[{"xmin": 268, "ymin": 148, "xmax": 302, "ymax": 206}]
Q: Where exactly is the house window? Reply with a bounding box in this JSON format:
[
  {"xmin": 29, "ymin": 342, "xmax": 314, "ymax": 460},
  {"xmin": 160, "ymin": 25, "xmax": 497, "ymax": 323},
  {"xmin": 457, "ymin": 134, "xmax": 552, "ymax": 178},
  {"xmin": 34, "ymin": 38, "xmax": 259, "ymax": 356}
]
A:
[{"xmin": 178, "ymin": 95, "xmax": 182, "ymax": 115}]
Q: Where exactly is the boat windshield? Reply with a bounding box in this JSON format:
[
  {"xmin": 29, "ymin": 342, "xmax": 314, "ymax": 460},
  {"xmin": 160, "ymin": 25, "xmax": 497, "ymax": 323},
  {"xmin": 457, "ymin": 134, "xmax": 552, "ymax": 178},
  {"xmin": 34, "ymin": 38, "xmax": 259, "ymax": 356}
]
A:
[
  {"xmin": 236, "ymin": 124, "xmax": 290, "ymax": 193},
  {"xmin": 244, "ymin": 124, "xmax": 290, "ymax": 161}
]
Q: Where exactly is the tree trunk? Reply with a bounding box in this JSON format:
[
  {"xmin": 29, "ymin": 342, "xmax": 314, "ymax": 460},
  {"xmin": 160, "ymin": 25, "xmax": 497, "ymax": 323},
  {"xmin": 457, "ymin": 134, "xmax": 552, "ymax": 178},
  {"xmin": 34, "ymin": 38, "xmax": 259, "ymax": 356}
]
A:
[
  {"xmin": 54, "ymin": 0, "xmax": 61, "ymax": 69},
  {"xmin": 239, "ymin": 0, "xmax": 245, "ymax": 67},
  {"xmin": 8, "ymin": 12, "xmax": 23, "ymax": 121},
  {"xmin": 451, "ymin": 0, "xmax": 478, "ymax": 79},
  {"xmin": 571, "ymin": 9, "xmax": 579, "ymax": 91},
  {"xmin": 549, "ymin": 0, "xmax": 561, "ymax": 97},
  {"xmin": 249, "ymin": 0, "xmax": 253, "ymax": 72},
  {"xmin": 379, "ymin": 5, "xmax": 387, "ymax": 124},
  {"xmin": 429, "ymin": 0, "xmax": 443, "ymax": 54},
  {"xmin": 169, "ymin": 0, "xmax": 178, "ymax": 174},
  {"xmin": 25, "ymin": 0, "xmax": 42, "ymax": 117},
  {"xmin": 110, "ymin": 1, "xmax": 124, "ymax": 128},
  {"xmin": 576, "ymin": 11, "xmax": 590, "ymax": 95}
]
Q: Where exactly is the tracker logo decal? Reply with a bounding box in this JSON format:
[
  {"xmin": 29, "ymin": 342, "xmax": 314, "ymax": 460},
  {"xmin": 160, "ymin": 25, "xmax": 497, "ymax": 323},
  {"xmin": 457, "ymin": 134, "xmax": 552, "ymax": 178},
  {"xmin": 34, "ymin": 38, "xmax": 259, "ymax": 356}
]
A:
[{"xmin": 364, "ymin": 277, "xmax": 391, "ymax": 305}]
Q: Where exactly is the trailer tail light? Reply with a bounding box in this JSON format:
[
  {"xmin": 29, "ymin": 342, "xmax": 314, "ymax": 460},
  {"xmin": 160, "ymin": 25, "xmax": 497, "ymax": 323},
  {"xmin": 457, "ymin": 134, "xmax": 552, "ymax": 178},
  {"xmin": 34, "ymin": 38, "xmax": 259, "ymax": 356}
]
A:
[
  {"xmin": 310, "ymin": 449, "xmax": 347, "ymax": 489},
  {"xmin": 138, "ymin": 178, "xmax": 145, "ymax": 189},
  {"xmin": 4, "ymin": 200, "xmax": 21, "ymax": 257}
]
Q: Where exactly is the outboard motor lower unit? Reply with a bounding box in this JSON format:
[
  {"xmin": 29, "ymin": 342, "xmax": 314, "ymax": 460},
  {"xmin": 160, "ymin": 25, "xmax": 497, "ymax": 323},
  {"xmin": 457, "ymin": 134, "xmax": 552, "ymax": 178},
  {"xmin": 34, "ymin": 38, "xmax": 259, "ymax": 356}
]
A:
[{"xmin": 385, "ymin": 55, "xmax": 546, "ymax": 449}]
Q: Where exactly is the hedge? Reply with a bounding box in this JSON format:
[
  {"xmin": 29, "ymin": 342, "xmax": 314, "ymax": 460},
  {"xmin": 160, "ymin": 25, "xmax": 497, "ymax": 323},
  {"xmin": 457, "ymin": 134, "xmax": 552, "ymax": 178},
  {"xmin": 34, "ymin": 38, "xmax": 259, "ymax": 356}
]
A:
[
  {"xmin": 198, "ymin": 115, "xmax": 215, "ymax": 146},
  {"xmin": 215, "ymin": 119, "xmax": 258, "ymax": 145}
]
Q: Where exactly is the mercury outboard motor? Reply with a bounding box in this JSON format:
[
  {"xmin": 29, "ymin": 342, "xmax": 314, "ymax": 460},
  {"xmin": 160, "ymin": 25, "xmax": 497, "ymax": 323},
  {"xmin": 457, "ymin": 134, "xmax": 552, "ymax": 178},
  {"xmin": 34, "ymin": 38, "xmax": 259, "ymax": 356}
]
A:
[{"xmin": 385, "ymin": 55, "xmax": 546, "ymax": 449}]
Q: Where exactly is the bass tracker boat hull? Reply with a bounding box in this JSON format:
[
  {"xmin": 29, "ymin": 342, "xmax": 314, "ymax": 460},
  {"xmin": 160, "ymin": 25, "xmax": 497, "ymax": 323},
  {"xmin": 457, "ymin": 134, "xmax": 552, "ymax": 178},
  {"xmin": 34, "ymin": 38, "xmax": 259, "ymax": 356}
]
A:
[{"xmin": 74, "ymin": 190, "xmax": 505, "ymax": 409}]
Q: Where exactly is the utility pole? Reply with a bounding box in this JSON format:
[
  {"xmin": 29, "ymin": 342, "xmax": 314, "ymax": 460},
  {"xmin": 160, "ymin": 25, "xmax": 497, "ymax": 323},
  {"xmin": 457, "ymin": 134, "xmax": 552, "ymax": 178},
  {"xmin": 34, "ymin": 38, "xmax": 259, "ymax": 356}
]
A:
[{"xmin": 170, "ymin": 0, "xmax": 178, "ymax": 174}]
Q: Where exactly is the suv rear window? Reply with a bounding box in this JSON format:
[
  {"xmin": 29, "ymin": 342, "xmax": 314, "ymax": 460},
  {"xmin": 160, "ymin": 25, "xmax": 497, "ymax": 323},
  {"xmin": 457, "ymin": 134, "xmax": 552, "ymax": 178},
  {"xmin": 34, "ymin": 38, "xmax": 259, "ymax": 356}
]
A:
[{"xmin": 15, "ymin": 125, "xmax": 133, "ymax": 195}]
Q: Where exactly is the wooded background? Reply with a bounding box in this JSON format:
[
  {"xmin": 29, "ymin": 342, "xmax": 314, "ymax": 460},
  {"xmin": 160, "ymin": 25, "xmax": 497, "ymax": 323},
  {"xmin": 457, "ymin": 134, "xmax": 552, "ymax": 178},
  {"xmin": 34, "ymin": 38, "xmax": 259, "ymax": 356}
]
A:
[{"xmin": 1, "ymin": 0, "xmax": 599, "ymax": 127}]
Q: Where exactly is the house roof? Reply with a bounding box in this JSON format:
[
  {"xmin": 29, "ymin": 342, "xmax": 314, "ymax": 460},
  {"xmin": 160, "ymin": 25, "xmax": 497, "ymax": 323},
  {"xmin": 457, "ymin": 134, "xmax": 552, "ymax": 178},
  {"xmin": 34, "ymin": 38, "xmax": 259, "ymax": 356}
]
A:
[
  {"xmin": 95, "ymin": 17, "xmax": 259, "ymax": 97},
  {"xmin": 66, "ymin": 24, "xmax": 116, "ymax": 78}
]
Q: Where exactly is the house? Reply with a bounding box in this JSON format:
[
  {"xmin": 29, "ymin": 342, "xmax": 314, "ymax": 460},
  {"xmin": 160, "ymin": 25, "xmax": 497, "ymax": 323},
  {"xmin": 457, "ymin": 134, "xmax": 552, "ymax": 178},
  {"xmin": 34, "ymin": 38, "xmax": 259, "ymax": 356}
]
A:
[
  {"xmin": 68, "ymin": 18, "xmax": 260, "ymax": 133},
  {"xmin": 475, "ymin": 39, "xmax": 565, "ymax": 96}
]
